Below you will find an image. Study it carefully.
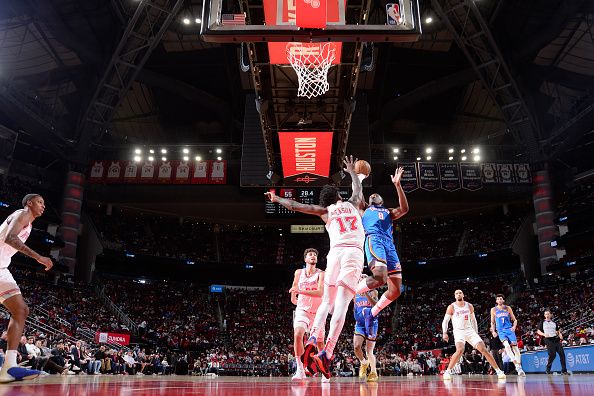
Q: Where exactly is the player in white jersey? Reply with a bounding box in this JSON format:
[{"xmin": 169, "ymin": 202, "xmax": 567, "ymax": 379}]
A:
[
  {"xmin": 266, "ymin": 155, "xmax": 364, "ymax": 379},
  {"xmin": 0, "ymin": 194, "xmax": 53, "ymax": 383},
  {"xmin": 441, "ymin": 290, "xmax": 506, "ymax": 380},
  {"xmin": 289, "ymin": 247, "xmax": 325, "ymax": 380}
]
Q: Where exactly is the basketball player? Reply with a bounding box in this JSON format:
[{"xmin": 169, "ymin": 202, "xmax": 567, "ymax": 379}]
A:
[
  {"xmin": 289, "ymin": 248, "xmax": 325, "ymax": 380},
  {"xmin": 490, "ymin": 294, "xmax": 526, "ymax": 376},
  {"xmin": 0, "ymin": 194, "xmax": 53, "ymax": 382},
  {"xmin": 442, "ymin": 290, "xmax": 506, "ymax": 380},
  {"xmin": 353, "ymin": 274, "xmax": 379, "ymax": 382},
  {"xmin": 265, "ymin": 155, "xmax": 364, "ymax": 379},
  {"xmin": 355, "ymin": 167, "xmax": 408, "ymax": 336}
]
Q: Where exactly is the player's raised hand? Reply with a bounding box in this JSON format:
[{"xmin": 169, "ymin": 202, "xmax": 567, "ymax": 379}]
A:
[
  {"xmin": 343, "ymin": 155, "xmax": 357, "ymax": 173},
  {"xmin": 391, "ymin": 167, "xmax": 404, "ymax": 185},
  {"xmin": 37, "ymin": 256, "xmax": 53, "ymax": 271},
  {"xmin": 264, "ymin": 191, "xmax": 278, "ymax": 202}
]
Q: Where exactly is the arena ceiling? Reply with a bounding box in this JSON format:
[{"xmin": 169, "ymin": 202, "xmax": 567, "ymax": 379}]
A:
[{"xmin": 0, "ymin": 0, "xmax": 593, "ymax": 175}]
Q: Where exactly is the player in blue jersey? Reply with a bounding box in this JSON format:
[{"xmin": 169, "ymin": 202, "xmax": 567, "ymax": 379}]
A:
[
  {"xmin": 355, "ymin": 167, "xmax": 409, "ymax": 336},
  {"xmin": 353, "ymin": 274, "xmax": 379, "ymax": 382},
  {"xmin": 490, "ymin": 294, "xmax": 526, "ymax": 376}
]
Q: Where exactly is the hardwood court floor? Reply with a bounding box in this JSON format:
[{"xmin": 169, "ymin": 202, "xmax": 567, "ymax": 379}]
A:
[{"xmin": 0, "ymin": 374, "xmax": 592, "ymax": 395}]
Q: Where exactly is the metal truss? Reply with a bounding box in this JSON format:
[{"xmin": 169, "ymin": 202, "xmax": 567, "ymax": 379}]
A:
[
  {"xmin": 432, "ymin": 0, "xmax": 544, "ymax": 161},
  {"xmin": 75, "ymin": 0, "xmax": 184, "ymax": 158}
]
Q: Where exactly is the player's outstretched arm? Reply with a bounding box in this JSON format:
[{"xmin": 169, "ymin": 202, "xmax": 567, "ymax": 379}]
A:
[
  {"xmin": 390, "ymin": 167, "xmax": 409, "ymax": 220},
  {"xmin": 344, "ymin": 155, "xmax": 362, "ymax": 208},
  {"xmin": 4, "ymin": 212, "xmax": 53, "ymax": 271},
  {"xmin": 265, "ymin": 191, "xmax": 327, "ymax": 216}
]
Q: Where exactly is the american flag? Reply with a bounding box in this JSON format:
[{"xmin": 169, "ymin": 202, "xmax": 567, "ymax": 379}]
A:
[{"xmin": 221, "ymin": 13, "xmax": 246, "ymax": 26}]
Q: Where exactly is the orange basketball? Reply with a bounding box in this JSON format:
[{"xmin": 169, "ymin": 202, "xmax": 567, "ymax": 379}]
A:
[{"xmin": 354, "ymin": 160, "xmax": 371, "ymax": 176}]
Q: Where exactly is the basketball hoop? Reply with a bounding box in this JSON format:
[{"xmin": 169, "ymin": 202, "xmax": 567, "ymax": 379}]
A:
[{"xmin": 286, "ymin": 43, "xmax": 336, "ymax": 99}]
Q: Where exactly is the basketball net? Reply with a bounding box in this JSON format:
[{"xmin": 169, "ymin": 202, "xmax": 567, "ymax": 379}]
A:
[{"xmin": 286, "ymin": 43, "xmax": 336, "ymax": 99}]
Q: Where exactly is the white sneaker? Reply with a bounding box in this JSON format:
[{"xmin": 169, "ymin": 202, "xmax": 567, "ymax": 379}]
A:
[
  {"xmin": 321, "ymin": 376, "xmax": 330, "ymax": 383},
  {"xmin": 496, "ymin": 370, "xmax": 506, "ymax": 380},
  {"xmin": 517, "ymin": 368, "xmax": 526, "ymax": 377},
  {"xmin": 443, "ymin": 370, "xmax": 452, "ymax": 380},
  {"xmin": 291, "ymin": 370, "xmax": 306, "ymax": 380}
]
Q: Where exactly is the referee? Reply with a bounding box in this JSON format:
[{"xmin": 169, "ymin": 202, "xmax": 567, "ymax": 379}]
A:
[{"xmin": 536, "ymin": 310, "xmax": 569, "ymax": 375}]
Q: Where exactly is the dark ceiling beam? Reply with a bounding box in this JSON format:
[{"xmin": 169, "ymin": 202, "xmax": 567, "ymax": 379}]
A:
[
  {"xmin": 524, "ymin": 64, "xmax": 594, "ymax": 92},
  {"xmin": 380, "ymin": 68, "xmax": 478, "ymax": 125},
  {"xmin": 137, "ymin": 69, "xmax": 235, "ymax": 129}
]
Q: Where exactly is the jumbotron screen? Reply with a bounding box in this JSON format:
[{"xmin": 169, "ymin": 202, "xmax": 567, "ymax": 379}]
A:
[{"xmin": 264, "ymin": 187, "xmax": 351, "ymax": 218}]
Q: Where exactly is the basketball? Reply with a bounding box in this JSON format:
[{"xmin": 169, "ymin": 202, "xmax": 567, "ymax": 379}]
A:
[{"xmin": 354, "ymin": 160, "xmax": 371, "ymax": 176}]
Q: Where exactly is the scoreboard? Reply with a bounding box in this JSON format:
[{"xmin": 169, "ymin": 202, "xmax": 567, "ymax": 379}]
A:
[{"xmin": 265, "ymin": 187, "xmax": 351, "ymax": 218}]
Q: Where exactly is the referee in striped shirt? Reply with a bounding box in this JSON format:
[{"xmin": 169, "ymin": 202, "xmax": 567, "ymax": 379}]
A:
[{"xmin": 536, "ymin": 310, "xmax": 569, "ymax": 375}]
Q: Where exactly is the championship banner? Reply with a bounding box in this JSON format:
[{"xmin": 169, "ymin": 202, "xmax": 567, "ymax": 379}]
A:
[
  {"xmin": 123, "ymin": 161, "xmax": 139, "ymax": 183},
  {"xmin": 140, "ymin": 161, "xmax": 156, "ymax": 183},
  {"xmin": 397, "ymin": 163, "xmax": 419, "ymax": 192},
  {"xmin": 191, "ymin": 161, "xmax": 209, "ymax": 184},
  {"xmin": 156, "ymin": 161, "xmax": 173, "ymax": 183},
  {"xmin": 209, "ymin": 160, "xmax": 227, "ymax": 184},
  {"xmin": 95, "ymin": 332, "xmax": 130, "ymax": 346},
  {"xmin": 497, "ymin": 163, "xmax": 515, "ymax": 183},
  {"xmin": 460, "ymin": 163, "xmax": 482, "ymax": 191},
  {"xmin": 173, "ymin": 161, "xmax": 192, "ymax": 184},
  {"xmin": 418, "ymin": 163, "xmax": 440, "ymax": 191},
  {"xmin": 105, "ymin": 161, "xmax": 122, "ymax": 183},
  {"xmin": 279, "ymin": 131, "xmax": 333, "ymax": 185},
  {"xmin": 89, "ymin": 161, "xmax": 105, "ymax": 183},
  {"xmin": 263, "ymin": 0, "xmax": 343, "ymax": 64},
  {"xmin": 514, "ymin": 163, "xmax": 532, "ymax": 184},
  {"xmin": 438, "ymin": 163, "xmax": 460, "ymax": 192},
  {"xmin": 481, "ymin": 163, "xmax": 498, "ymax": 184}
]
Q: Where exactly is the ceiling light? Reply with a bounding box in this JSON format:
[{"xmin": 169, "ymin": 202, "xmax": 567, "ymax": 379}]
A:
[
  {"xmin": 216, "ymin": 148, "xmax": 222, "ymax": 154},
  {"xmin": 426, "ymin": 156, "xmax": 431, "ymax": 161},
  {"xmin": 448, "ymin": 156, "xmax": 454, "ymax": 161},
  {"xmin": 149, "ymin": 149, "xmax": 154, "ymax": 154},
  {"xmin": 195, "ymin": 156, "xmax": 202, "ymax": 161},
  {"xmin": 133, "ymin": 156, "xmax": 141, "ymax": 162},
  {"xmin": 461, "ymin": 156, "xmax": 467, "ymax": 161},
  {"xmin": 195, "ymin": 18, "xmax": 201, "ymax": 24},
  {"xmin": 393, "ymin": 148, "xmax": 399, "ymax": 153},
  {"xmin": 161, "ymin": 148, "xmax": 167, "ymax": 154},
  {"xmin": 425, "ymin": 147, "xmax": 433, "ymax": 154},
  {"xmin": 183, "ymin": 148, "xmax": 189, "ymax": 154},
  {"xmin": 161, "ymin": 157, "xmax": 167, "ymax": 161},
  {"xmin": 461, "ymin": 149, "xmax": 466, "ymax": 154},
  {"xmin": 182, "ymin": 18, "xmax": 190, "ymax": 25},
  {"xmin": 416, "ymin": 157, "xmax": 421, "ymax": 161},
  {"xmin": 425, "ymin": 17, "xmax": 433, "ymax": 24},
  {"xmin": 448, "ymin": 148, "xmax": 454, "ymax": 154},
  {"xmin": 183, "ymin": 156, "xmax": 189, "ymax": 161},
  {"xmin": 148, "ymin": 156, "xmax": 154, "ymax": 161},
  {"xmin": 473, "ymin": 155, "xmax": 481, "ymax": 162},
  {"xmin": 473, "ymin": 147, "xmax": 480, "ymax": 154},
  {"xmin": 134, "ymin": 148, "xmax": 141, "ymax": 154},
  {"xmin": 217, "ymin": 156, "xmax": 222, "ymax": 161},
  {"xmin": 393, "ymin": 156, "xmax": 398, "ymax": 160}
]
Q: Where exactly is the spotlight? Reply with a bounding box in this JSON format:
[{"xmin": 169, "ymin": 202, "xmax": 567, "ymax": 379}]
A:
[
  {"xmin": 460, "ymin": 149, "xmax": 466, "ymax": 153},
  {"xmin": 393, "ymin": 148, "xmax": 399, "ymax": 153},
  {"xmin": 161, "ymin": 148, "xmax": 167, "ymax": 154},
  {"xmin": 473, "ymin": 155, "xmax": 481, "ymax": 162},
  {"xmin": 216, "ymin": 148, "xmax": 222, "ymax": 154},
  {"xmin": 393, "ymin": 156, "xmax": 398, "ymax": 160},
  {"xmin": 425, "ymin": 17, "xmax": 433, "ymax": 24},
  {"xmin": 425, "ymin": 147, "xmax": 433, "ymax": 154},
  {"xmin": 182, "ymin": 18, "xmax": 190, "ymax": 25},
  {"xmin": 426, "ymin": 156, "xmax": 431, "ymax": 161},
  {"xmin": 461, "ymin": 156, "xmax": 467, "ymax": 161},
  {"xmin": 148, "ymin": 156, "xmax": 154, "ymax": 161},
  {"xmin": 448, "ymin": 156, "xmax": 453, "ymax": 161},
  {"xmin": 183, "ymin": 148, "xmax": 189, "ymax": 154},
  {"xmin": 183, "ymin": 156, "xmax": 189, "ymax": 161},
  {"xmin": 134, "ymin": 156, "xmax": 141, "ymax": 162},
  {"xmin": 448, "ymin": 148, "xmax": 454, "ymax": 154},
  {"xmin": 416, "ymin": 157, "xmax": 421, "ymax": 161},
  {"xmin": 216, "ymin": 156, "xmax": 222, "ymax": 161},
  {"xmin": 161, "ymin": 157, "xmax": 167, "ymax": 161},
  {"xmin": 473, "ymin": 147, "xmax": 480, "ymax": 154},
  {"xmin": 195, "ymin": 18, "xmax": 201, "ymax": 24},
  {"xmin": 195, "ymin": 156, "xmax": 202, "ymax": 161},
  {"xmin": 149, "ymin": 149, "xmax": 154, "ymax": 154},
  {"xmin": 134, "ymin": 148, "xmax": 141, "ymax": 154}
]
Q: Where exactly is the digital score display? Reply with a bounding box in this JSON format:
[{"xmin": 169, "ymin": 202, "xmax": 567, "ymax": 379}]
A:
[{"xmin": 265, "ymin": 188, "xmax": 351, "ymax": 217}]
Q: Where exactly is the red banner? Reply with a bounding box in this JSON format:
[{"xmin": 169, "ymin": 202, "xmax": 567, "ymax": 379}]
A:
[
  {"xmin": 95, "ymin": 332, "xmax": 130, "ymax": 346},
  {"xmin": 88, "ymin": 160, "xmax": 227, "ymax": 185},
  {"xmin": 263, "ymin": 0, "xmax": 343, "ymax": 64},
  {"xmin": 279, "ymin": 131, "xmax": 333, "ymax": 180}
]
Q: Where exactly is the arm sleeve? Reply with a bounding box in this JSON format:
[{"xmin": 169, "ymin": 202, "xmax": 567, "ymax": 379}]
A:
[
  {"xmin": 442, "ymin": 314, "xmax": 452, "ymax": 334},
  {"xmin": 470, "ymin": 312, "xmax": 478, "ymax": 333}
]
